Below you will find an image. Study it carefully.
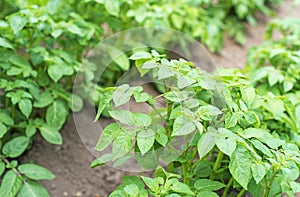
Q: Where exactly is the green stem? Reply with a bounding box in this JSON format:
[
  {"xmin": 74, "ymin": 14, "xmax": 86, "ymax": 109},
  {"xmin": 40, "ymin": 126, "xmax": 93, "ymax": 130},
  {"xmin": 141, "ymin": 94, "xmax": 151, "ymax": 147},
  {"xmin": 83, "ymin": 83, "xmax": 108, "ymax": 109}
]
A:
[
  {"xmin": 187, "ymin": 147, "xmax": 198, "ymax": 170},
  {"xmin": 11, "ymin": 104, "xmax": 15, "ymax": 120},
  {"xmin": 265, "ymin": 171, "xmax": 277, "ymax": 197},
  {"xmin": 0, "ymin": 156, "xmax": 23, "ymax": 179},
  {"xmin": 210, "ymin": 152, "xmax": 224, "ymax": 180},
  {"xmin": 222, "ymin": 177, "xmax": 233, "ymax": 197},
  {"xmin": 166, "ymin": 102, "xmax": 173, "ymax": 137},
  {"xmin": 182, "ymin": 163, "xmax": 189, "ymax": 184},
  {"xmin": 5, "ymin": 97, "xmax": 9, "ymax": 109},
  {"xmin": 237, "ymin": 188, "xmax": 245, "ymax": 197},
  {"xmin": 168, "ymin": 162, "xmax": 174, "ymax": 173},
  {"xmin": 147, "ymin": 102, "xmax": 164, "ymax": 119}
]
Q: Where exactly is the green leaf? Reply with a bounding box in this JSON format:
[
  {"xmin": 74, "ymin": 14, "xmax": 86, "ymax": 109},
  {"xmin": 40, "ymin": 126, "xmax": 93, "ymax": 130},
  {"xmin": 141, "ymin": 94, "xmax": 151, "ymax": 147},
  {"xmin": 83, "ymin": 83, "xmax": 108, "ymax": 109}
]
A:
[
  {"xmin": 251, "ymin": 163, "xmax": 266, "ymax": 184},
  {"xmin": 141, "ymin": 176, "xmax": 158, "ymax": 192},
  {"xmin": 18, "ymin": 164, "xmax": 55, "ymax": 180},
  {"xmin": 0, "ymin": 112, "xmax": 14, "ymax": 126},
  {"xmin": 94, "ymin": 91, "xmax": 113, "ymax": 121},
  {"xmin": 122, "ymin": 176, "xmax": 146, "ymax": 190},
  {"xmin": 95, "ymin": 123, "xmax": 120, "ymax": 151},
  {"xmin": 37, "ymin": 68, "xmax": 50, "ymax": 86},
  {"xmin": 171, "ymin": 13, "xmax": 183, "ymax": 29},
  {"xmin": 69, "ymin": 94, "xmax": 83, "ymax": 112},
  {"xmin": 155, "ymin": 132, "xmax": 168, "ymax": 147},
  {"xmin": 135, "ymin": 146, "xmax": 159, "ymax": 170},
  {"xmin": 177, "ymin": 75, "xmax": 195, "ymax": 89},
  {"xmin": 283, "ymin": 80, "xmax": 293, "ymax": 92},
  {"xmin": 110, "ymin": 190, "xmax": 126, "ymax": 197},
  {"xmin": 251, "ymin": 139, "xmax": 272, "ymax": 157},
  {"xmin": 48, "ymin": 65, "xmax": 63, "ymax": 82},
  {"xmin": 268, "ymin": 71, "xmax": 281, "ymax": 86},
  {"xmin": 109, "ymin": 110, "xmax": 134, "ymax": 125},
  {"xmin": 0, "ymin": 122, "xmax": 8, "ymax": 138},
  {"xmin": 133, "ymin": 113, "xmax": 152, "ymax": 127},
  {"xmin": 129, "ymin": 52, "xmax": 152, "ymax": 60},
  {"xmin": 194, "ymin": 162, "xmax": 212, "ymax": 178},
  {"xmin": 9, "ymin": 15, "xmax": 27, "ymax": 34},
  {"xmin": 290, "ymin": 182, "xmax": 300, "ymax": 193},
  {"xmin": 66, "ymin": 24, "xmax": 82, "ymax": 36},
  {"xmin": 33, "ymin": 90, "xmax": 53, "ymax": 108},
  {"xmin": 112, "ymin": 84, "xmax": 135, "ymax": 107},
  {"xmin": 137, "ymin": 129, "xmax": 155, "ymax": 155},
  {"xmin": 262, "ymin": 97, "xmax": 285, "ymax": 119},
  {"xmin": 18, "ymin": 98, "xmax": 32, "ymax": 118},
  {"xmin": 25, "ymin": 125, "xmax": 36, "ymax": 137},
  {"xmin": 225, "ymin": 113, "xmax": 237, "ymax": 128},
  {"xmin": 197, "ymin": 191, "xmax": 219, "ymax": 197},
  {"xmin": 113, "ymin": 155, "xmax": 132, "ymax": 167},
  {"xmin": 216, "ymin": 129, "xmax": 236, "ymax": 157},
  {"xmin": 2, "ymin": 136, "xmax": 29, "ymax": 158},
  {"xmin": 240, "ymin": 86, "xmax": 256, "ymax": 107},
  {"xmin": 197, "ymin": 127, "xmax": 217, "ymax": 159},
  {"xmin": 46, "ymin": 100, "xmax": 68, "ymax": 130},
  {"xmin": 172, "ymin": 116, "xmax": 196, "ymax": 137},
  {"xmin": 166, "ymin": 194, "xmax": 181, "ymax": 197},
  {"xmin": 141, "ymin": 61, "xmax": 157, "ymax": 69},
  {"xmin": 91, "ymin": 153, "xmax": 112, "ymax": 168},
  {"xmin": 0, "ymin": 37, "xmax": 14, "ymax": 49},
  {"xmin": 39, "ymin": 124, "xmax": 63, "ymax": 145},
  {"xmin": 6, "ymin": 67, "xmax": 22, "ymax": 76},
  {"xmin": 9, "ymin": 55, "xmax": 31, "ymax": 68},
  {"xmin": 108, "ymin": 46, "xmax": 129, "ymax": 70},
  {"xmin": 123, "ymin": 184, "xmax": 140, "ymax": 195},
  {"xmin": 0, "ymin": 162, "xmax": 5, "ymax": 176},
  {"xmin": 198, "ymin": 105, "xmax": 222, "ymax": 116},
  {"xmin": 194, "ymin": 179, "xmax": 225, "ymax": 191},
  {"xmin": 229, "ymin": 145, "xmax": 252, "ymax": 189},
  {"xmin": 0, "ymin": 170, "xmax": 22, "ymax": 197},
  {"xmin": 170, "ymin": 181, "xmax": 195, "ymax": 195},
  {"xmin": 17, "ymin": 180, "xmax": 50, "ymax": 197},
  {"xmin": 112, "ymin": 132, "xmax": 132, "ymax": 160},
  {"xmin": 241, "ymin": 128, "xmax": 284, "ymax": 149},
  {"xmin": 158, "ymin": 66, "xmax": 176, "ymax": 80},
  {"xmin": 133, "ymin": 92, "xmax": 150, "ymax": 103},
  {"xmin": 105, "ymin": 0, "xmax": 120, "ymax": 17}
]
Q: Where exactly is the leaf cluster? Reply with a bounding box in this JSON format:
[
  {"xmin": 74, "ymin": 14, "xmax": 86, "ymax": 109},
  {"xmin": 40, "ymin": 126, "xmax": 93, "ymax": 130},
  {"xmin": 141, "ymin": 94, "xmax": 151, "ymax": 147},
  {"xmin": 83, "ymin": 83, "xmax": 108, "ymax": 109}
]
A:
[{"xmin": 94, "ymin": 49, "xmax": 300, "ymax": 196}]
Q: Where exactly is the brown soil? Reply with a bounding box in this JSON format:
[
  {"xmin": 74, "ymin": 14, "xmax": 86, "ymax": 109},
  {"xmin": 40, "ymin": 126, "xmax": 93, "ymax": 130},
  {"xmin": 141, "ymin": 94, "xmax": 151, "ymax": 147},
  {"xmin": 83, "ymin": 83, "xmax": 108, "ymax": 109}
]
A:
[{"xmin": 21, "ymin": 1, "xmax": 300, "ymax": 197}]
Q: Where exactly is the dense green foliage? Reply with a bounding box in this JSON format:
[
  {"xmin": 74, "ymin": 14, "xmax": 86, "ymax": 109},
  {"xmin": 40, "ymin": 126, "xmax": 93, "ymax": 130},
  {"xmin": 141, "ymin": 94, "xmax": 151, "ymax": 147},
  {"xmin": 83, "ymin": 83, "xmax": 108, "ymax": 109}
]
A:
[
  {"xmin": 93, "ymin": 48, "xmax": 300, "ymax": 196},
  {"xmin": 0, "ymin": 0, "xmax": 294, "ymax": 196},
  {"xmin": 246, "ymin": 18, "xmax": 300, "ymax": 146}
]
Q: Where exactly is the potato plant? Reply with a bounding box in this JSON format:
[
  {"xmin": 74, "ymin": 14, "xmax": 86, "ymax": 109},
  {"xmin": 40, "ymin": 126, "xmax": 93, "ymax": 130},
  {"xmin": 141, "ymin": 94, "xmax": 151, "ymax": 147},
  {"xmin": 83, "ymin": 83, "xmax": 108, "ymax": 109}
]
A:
[
  {"xmin": 93, "ymin": 51, "xmax": 300, "ymax": 196},
  {"xmin": 0, "ymin": 0, "xmax": 291, "ymax": 196},
  {"xmin": 90, "ymin": 0, "xmax": 282, "ymax": 52},
  {"xmin": 0, "ymin": 2, "xmax": 98, "ymax": 196},
  {"xmin": 246, "ymin": 18, "xmax": 300, "ymax": 146}
]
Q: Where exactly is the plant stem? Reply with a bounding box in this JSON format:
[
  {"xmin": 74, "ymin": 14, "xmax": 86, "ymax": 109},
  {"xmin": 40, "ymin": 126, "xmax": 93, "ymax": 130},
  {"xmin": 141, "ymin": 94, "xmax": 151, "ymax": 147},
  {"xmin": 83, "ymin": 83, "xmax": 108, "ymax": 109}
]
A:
[
  {"xmin": 187, "ymin": 147, "xmax": 198, "ymax": 170},
  {"xmin": 147, "ymin": 102, "xmax": 164, "ymax": 119},
  {"xmin": 182, "ymin": 163, "xmax": 188, "ymax": 184},
  {"xmin": 168, "ymin": 162, "xmax": 174, "ymax": 173},
  {"xmin": 237, "ymin": 188, "xmax": 245, "ymax": 197},
  {"xmin": 210, "ymin": 151, "xmax": 224, "ymax": 180},
  {"xmin": 11, "ymin": 104, "xmax": 15, "ymax": 119},
  {"xmin": 166, "ymin": 102, "xmax": 173, "ymax": 137},
  {"xmin": 5, "ymin": 97, "xmax": 9, "ymax": 109},
  {"xmin": 265, "ymin": 171, "xmax": 277, "ymax": 197},
  {"xmin": 222, "ymin": 177, "xmax": 233, "ymax": 197},
  {"xmin": 0, "ymin": 156, "xmax": 23, "ymax": 179}
]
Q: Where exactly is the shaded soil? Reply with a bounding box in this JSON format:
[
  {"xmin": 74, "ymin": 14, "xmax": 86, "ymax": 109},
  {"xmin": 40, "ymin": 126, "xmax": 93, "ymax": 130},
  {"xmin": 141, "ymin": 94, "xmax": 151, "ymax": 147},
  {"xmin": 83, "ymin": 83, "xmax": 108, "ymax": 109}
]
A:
[{"xmin": 22, "ymin": 1, "xmax": 300, "ymax": 197}]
